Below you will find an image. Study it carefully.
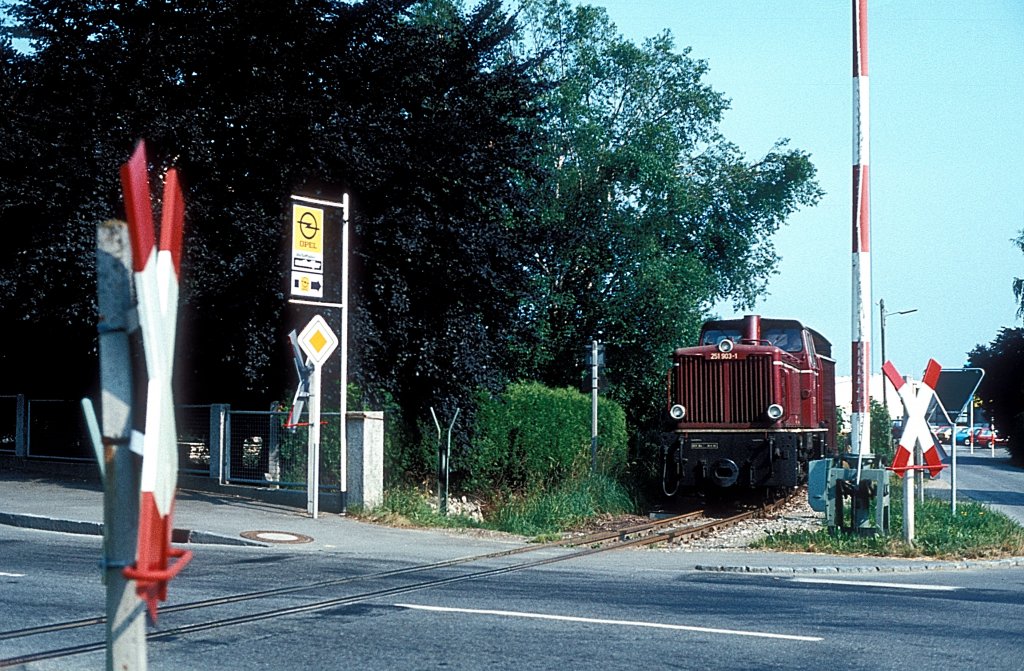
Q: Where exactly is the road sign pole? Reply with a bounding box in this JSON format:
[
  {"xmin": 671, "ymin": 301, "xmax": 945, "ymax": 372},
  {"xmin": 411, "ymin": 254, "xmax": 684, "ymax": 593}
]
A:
[
  {"xmin": 969, "ymin": 402, "xmax": 975, "ymax": 455},
  {"xmin": 903, "ymin": 441, "xmax": 915, "ymax": 544},
  {"xmin": 340, "ymin": 193, "xmax": 349, "ymax": 514},
  {"xmin": 96, "ymin": 219, "xmax": 147, "ymax": 671},
  {"xmin": 296, "ymin": 314, "xmax": 339, "ymax": 519},
  {"xmin": 951, "ymin": 423, "xmax": 958, "ymax": 515},
  {"xmin": 591, "ymin": 339, "xmax": 599, "ymax": 473},
  {"xmin": 307, "ymin": 365, "xmax": 321, "ymax": 519}
]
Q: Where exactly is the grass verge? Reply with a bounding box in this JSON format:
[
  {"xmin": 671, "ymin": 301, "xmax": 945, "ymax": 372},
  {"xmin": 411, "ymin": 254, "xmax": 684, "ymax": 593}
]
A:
[
  {"xmin": 484, "ymin": 474, "xmax": 636, "ymax": 538},
  {"xmin": 359, "ymin": 486, "xmax": 483, "ymax": 530},
  {"xmin": 363, "ymin": 475, "xmax": 636, "ymax": 539},
  {"xmin": 756, "ymin": 486, "xmax": 1024, "ymax": 559}
]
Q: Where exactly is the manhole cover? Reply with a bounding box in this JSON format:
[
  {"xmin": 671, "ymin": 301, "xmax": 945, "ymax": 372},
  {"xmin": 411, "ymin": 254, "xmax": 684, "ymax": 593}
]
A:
[{"xmin": 240, "ymin": 530, "xmax": 314, "ymax": 544}]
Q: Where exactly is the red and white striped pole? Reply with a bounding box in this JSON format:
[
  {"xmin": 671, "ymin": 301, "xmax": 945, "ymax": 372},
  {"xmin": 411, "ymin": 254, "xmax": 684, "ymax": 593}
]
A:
[{"xmin": 851, "ymin": 0, "xmax": 872, "ymax": 463}]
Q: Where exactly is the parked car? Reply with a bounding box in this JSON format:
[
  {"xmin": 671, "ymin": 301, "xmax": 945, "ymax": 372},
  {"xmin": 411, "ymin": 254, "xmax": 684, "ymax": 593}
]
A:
[
  {"xmin": 956, "ymin": 427, "xmax": 973, "ymax": 445},
  {"xmin": 971, "ymin": 427, "xmax": 1000, "ymax": 448},
  {"xmin": 933, "ymin": 426, "xmax": 953, "ymax": 443}
]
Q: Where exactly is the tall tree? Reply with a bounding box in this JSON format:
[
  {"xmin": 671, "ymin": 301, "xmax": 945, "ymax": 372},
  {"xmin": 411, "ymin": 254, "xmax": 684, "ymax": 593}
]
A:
[
  {"xmin": 1013, "ymin": 229, "xmax": 1024, "ymax": 319},
  {"xmin": 969, "ymin": 328, "xmax": 1024, "ymax": 465},
  {"xmin": 515, "ymin": 0, "xmax": 822, "ymax": 423},
  {"xmin": 0, "ymin": 0, "xmax": 544, "ymax": 424}
]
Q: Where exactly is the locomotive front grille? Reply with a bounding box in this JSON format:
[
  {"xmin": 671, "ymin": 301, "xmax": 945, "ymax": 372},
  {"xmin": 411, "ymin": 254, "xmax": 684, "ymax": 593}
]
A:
[{"xmin": 677, "ymin": 355, "xmax": 773, "ymax": 424}]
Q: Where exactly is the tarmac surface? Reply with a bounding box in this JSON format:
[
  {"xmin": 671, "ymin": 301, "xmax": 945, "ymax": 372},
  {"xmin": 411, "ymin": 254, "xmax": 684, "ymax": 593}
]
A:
[{"xmin": 2, "ymin": 445, "xmax": 1024, "ymax": 574}]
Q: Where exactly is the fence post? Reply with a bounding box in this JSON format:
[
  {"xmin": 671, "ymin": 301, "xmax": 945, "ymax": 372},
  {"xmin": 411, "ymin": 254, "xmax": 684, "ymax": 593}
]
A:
[
  {"xmin": 14, "ymin": 394, "xmax": 26, "ymax": 457},
  {"xmin": 266, "ymin": 403, "xmax": 282, "ymax": 489},
  {"xmin": 209, "ymin": 404, "xmax": 229, "ymax": 484}
]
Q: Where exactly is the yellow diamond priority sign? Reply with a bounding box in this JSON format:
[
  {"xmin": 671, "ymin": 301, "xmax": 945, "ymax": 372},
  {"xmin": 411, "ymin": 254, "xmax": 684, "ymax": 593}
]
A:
[{"xmin": 297, "ymin": 314, "xmax": 339, "ymax": 366}]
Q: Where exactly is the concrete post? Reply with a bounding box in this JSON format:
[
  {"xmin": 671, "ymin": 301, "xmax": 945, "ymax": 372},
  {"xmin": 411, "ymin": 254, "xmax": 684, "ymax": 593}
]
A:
[
  {"xmin": 96, "ymin": 219, "xmax": 147, "ymax": 671},
  {"xmin": 346, "ymin": 411, "xmax": 384, "ymax": 510}
]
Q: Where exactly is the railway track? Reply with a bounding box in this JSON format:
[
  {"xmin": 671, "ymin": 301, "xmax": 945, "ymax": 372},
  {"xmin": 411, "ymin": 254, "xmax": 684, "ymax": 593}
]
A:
[{"xmin": 0, "ymin": 495, "xmax": 793, "ymax": 668}]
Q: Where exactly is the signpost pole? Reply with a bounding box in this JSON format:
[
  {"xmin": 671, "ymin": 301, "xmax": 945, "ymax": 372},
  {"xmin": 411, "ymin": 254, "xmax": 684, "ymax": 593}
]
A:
[
  {"xmin": 591, "ymin": 339, "xmax": 599, "ymax": 473},
  {"xmin": 951, "ymin": 419, "xmax": 958, "ymax": 515},
  {"xmin": 296, "ymin": 314, "xmax": 339, "ymax": 519},
  {"xmin": 903, "ymin": 439, "xmax": 915, "ymax": 544},
  {"xmin": 969, "ymin": 402, "xmax": 975, "ymax": 455},
  {"xmin": 307, "ymin": 364, "xmax": 321, "ymax": 519},
  {"xmin": 340, "ymin": 194, "xmax": 349, "ymax": 514}
]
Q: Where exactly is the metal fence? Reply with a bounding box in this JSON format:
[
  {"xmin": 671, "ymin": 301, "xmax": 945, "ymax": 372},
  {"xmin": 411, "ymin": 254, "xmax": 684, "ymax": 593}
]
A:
[
  {"xmin": 225, "ymin": 409, "xmax": 342, "ymax": 490},
  {"xmin": 0, "ymin": 395, "xmax": 25, "ymax": 455},
  {"xmin": 27, "ymin": 399, "xmax": 92, "ymax": 460},
  {"xmin": 1, "ymin": 395, "xmax": 342, "ymax": 492}
]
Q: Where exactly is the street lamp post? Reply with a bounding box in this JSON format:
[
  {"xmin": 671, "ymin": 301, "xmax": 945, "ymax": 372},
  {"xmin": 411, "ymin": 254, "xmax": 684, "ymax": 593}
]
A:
[{"xmin": 879, "ymin": 298, "xmax": 918, "ymax": 411}]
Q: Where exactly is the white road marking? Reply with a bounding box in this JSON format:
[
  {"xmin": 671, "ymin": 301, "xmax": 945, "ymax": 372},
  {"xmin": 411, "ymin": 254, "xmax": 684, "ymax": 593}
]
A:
[
  {"xmin": 395, "ymin": 603, "xmax": 822, "ymax": 642},
  {"xmin": 791, "ymin": 577, "xmax": 960, "ymax": 591},
  {"xmin": 0, "ymin": 572, "xmax": 25, "ymax": 577}
]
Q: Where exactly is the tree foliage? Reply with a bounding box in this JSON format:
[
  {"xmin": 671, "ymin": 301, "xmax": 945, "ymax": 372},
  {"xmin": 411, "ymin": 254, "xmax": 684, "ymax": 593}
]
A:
[
  {"xmin": 969, "ymin": 328, "xmax": 1024, "ymax": 464},
  {"xmin": 0, "ymin": 0, "xmax": 823, "ymax": 462},
  {"xmin": 0, "ymin": 0, "xmax": 543, "ymax": 420},
  {"xmin": 1013, "ymin": 229, "xmax": 1024, "ymax": 320},
  {"xmin": 514, "ymin": 0, "xmax": 822, "ymax": 423}
]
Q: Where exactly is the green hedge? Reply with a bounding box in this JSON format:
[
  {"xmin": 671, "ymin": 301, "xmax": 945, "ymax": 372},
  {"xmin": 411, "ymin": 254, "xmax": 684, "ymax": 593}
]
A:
[
  {"xmin": 870, "ymin": 399, "xmax": 894, "ymax": 466},
  {"xmin": 465, "ymin": 382, "xmax": 628, "ymax": 494}
]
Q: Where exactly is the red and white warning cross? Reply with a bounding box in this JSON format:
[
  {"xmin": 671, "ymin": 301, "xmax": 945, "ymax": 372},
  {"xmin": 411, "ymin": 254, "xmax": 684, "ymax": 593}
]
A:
[
  {"xmin": 118, "ymin": 140, "xmax": 192, "ymax": 621},
  {"xmin": 882, "ymin": 358, "xmax": 944, "ymax": 478}
]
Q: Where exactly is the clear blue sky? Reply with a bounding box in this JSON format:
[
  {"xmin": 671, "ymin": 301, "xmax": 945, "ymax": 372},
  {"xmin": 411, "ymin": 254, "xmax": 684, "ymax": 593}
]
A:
[{"xmin": 579, "ymin": 0, "xmax": 1024, "ymax": 378}]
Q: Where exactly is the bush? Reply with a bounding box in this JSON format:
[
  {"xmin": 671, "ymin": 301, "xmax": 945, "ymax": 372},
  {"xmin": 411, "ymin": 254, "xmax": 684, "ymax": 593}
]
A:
[
  {"xmin": 870, "ymin": 399, "xmax": 894, "ymax": 466},
  {"xmin": 466, "ymin": 382, "xmax": 628, "ymax": 494},
  {"xmin": 277, "ymin": 415, "xmax": 341, "ymax": 487}
]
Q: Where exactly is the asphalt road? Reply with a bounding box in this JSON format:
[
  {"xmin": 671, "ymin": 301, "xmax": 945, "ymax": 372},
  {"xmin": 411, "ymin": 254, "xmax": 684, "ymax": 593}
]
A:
[{"xmin": 3, "ymin": 525, "xmax": 1023, "ymax": 671}]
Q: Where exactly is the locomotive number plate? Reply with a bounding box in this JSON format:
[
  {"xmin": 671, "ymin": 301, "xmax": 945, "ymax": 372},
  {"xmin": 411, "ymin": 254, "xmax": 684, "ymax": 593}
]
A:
[
  {"xmin": 709, "ymin": 352, "xmax": 738, "ymax": 360},
  {"xmin": 690, "ymin": 441, "xmax": 719, "ymax": 450}
]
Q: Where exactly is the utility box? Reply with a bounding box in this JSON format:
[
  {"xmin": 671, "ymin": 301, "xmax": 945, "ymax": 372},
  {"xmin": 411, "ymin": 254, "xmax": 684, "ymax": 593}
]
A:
[{"xmin": 807, "ymin": 458, "xmax": 831, "ymax": 512}]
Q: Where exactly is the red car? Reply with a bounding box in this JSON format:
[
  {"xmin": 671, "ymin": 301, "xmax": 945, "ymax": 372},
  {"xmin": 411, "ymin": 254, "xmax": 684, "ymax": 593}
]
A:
[{"xmin": 971, "ymin": 427, "xmax": 1002, "ymax": 448}]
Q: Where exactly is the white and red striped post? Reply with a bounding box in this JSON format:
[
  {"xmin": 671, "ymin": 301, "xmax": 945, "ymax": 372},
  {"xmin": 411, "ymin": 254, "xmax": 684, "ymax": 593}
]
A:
[{"xmin": 851, "ymin": 0, "xmax": 872, "ymax": 466}]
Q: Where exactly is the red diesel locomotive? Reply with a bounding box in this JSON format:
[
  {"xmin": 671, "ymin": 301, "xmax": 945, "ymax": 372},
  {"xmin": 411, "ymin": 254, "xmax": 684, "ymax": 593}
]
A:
[{"xmin": 661, "ymin": 315, "xmax": 837, "ymax": 496}]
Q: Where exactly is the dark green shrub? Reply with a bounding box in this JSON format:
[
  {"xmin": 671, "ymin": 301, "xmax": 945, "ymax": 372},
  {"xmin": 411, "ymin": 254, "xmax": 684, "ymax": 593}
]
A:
[
  {"xmin": 466, "ymin": 382, "xmax": 628, "ymax": 494},
  {"xmin": 870, "ymin": 399, "xmax": 894, "ymax": 466},
  {"xmin": 277, "ymin": 414, "xmax": 342, "ymax": 487}
]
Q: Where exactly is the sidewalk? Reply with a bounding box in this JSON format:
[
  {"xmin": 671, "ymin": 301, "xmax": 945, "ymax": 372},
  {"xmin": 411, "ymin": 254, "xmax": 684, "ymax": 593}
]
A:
[
  {"xmin": 0, "ymin": 470, "xmax": 525, "ymax": 564},
  {"xmin": 2, "ymin": 458, "xmax": 1023, "ymax": 574}
]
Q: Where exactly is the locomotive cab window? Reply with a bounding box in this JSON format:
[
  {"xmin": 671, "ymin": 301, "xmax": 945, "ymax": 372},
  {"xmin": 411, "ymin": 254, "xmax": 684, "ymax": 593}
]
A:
[
  {"xmin": 763, "ymin": 327, "xmax": 803, "ymax": 353},
  {"xmin": 701, "ymin": 329, "xmax": 742, "ymax": 347}
]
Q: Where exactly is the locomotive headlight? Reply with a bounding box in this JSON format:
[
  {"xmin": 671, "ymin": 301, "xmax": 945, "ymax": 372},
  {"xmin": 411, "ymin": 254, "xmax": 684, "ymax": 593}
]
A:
[
  {"xmin": 766, "ymin": 404, "xmax": 785, "ymax": 421},
  {"xmin": 669, "ymin": 404, "xmax": 686, "ymax": 420},
  {"xmin": 717, "ymin": 339, "xmax": 734, "ymax": 353}
]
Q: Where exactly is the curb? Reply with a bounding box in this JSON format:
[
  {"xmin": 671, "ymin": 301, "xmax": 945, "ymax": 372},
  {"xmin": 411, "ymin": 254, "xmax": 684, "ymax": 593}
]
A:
[
  {"xmin": 695, "ymin": 557, "xmax": 1024, "ymax": 574},
  {"xmin": 0, "ymin": 512, "xmax": 265, "ymax": 547}
]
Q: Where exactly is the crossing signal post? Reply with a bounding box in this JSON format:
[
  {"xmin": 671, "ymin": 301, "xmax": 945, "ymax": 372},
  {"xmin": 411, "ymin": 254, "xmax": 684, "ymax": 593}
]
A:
[{"xmin": 83, "ymin": 140, "xmax": 192, "ymax": 670}]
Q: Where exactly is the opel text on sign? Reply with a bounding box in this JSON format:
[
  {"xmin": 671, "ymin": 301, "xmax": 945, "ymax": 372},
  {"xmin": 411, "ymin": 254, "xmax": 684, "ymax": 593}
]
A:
[{"xmin": 291, "ymin": 204, "xmax": 325, "ymax": 297}]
